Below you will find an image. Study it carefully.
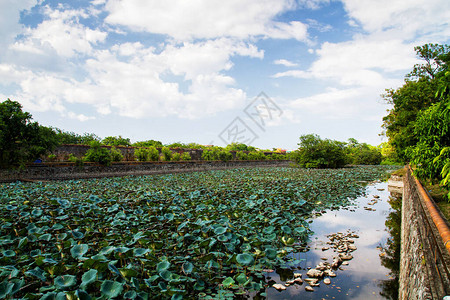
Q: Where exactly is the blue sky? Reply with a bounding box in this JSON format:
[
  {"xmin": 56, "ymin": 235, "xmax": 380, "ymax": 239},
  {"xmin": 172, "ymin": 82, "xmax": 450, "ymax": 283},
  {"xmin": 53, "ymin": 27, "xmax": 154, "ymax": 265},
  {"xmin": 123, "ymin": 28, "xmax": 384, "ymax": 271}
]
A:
[{"xmin": 1, "ymin": 0, "xmax": 449, "ymax": 150}]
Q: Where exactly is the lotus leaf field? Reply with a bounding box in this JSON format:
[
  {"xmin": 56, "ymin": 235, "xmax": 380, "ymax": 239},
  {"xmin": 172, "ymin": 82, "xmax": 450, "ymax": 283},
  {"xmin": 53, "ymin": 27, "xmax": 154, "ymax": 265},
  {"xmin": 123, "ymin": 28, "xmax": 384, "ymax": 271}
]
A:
[{"xmin": 0, "ymin": 166, "xmax": 396, "ymax": 299}]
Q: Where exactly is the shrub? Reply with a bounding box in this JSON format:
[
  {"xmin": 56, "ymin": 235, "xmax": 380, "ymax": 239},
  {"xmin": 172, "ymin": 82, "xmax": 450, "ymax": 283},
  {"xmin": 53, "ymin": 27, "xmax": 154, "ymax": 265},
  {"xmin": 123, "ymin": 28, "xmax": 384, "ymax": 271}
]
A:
[
  {"xmin": 294, "ymin": 134, "xmax": 347, "ymax": 168},
  {"xmin": 172, "ymin": 153, "xmax": 181, "ymax": 161},
  {"xmin": 218, "ymin": 150, "xmax": 233, "ymax": 162},
  {"xmin": 110, "ymin": 147, "xmax": 124, "ymax": 162},
  {"xmin": 135, "ymin": 148, "xmax": 149, "ymax": 161},
  {"xmin": 47, "ymin": 154, "xmax": 56, "ymax": 162},
  {"xmin": 181, "ymin": 152, "xmax": 191, "ymax": 161},
  {"xmin": 236, "ymin": 151, "xmax": 248, "ymax": 160},
  {"xmin": 161, "ymin": 147, "xmax": 172, "ymax": 161},
  {"xmin": 84, "ymin": 141, "xmax": 112, "ymax": 166},
  {"xmin": 248, "ymin": 151, "xmax": 266, "ymax": 160}
]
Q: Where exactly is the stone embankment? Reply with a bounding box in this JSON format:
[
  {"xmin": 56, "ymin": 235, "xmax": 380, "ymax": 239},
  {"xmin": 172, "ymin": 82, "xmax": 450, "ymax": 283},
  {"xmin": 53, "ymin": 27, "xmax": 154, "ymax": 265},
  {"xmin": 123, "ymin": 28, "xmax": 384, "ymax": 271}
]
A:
[
  {"xmin": 0, "ymin": 160, "xmax": 291, "ymax": 182},
  {"xmin": 399, "ymin": 166, "xmax": 450, "ymax": 300}
]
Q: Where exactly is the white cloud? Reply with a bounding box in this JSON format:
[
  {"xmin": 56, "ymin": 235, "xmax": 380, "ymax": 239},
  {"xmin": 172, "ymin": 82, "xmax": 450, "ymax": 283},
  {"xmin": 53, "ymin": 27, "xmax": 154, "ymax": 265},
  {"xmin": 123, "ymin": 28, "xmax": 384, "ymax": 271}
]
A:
[
  {"xmin": 274, "ymin": 59, "xmax": 298, "ymax": 67},
  {"xmin": 342, "ymin": 0, "xmax": 450, "ymax": 40},
  {"xmin": 104, "ymin": 0, "xmax": 309, "ymax": 41},
  {"xmin": 12, "ymin": 6, "xmax": 107, "ymax": 57}
]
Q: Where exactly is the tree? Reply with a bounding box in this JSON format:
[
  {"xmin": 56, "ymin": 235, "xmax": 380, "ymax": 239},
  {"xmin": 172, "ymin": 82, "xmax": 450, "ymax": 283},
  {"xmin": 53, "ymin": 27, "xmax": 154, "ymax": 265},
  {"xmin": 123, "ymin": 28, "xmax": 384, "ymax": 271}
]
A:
[
  {"xmin": 83, "ymin": 141, "xmax": 113, "ymax": 165},
  {"xmin": 102, "ymin": 136, "xmax": 131, "ymax": 147},
  {"xmin": 0, "ymin": 99, "xmax": 58, "ymax": 167},
  {"xmin": 382, "ymin": 43, "xmax": 449, "ymax": 162},
  {"xmin": 294, "ymin": 134, "xmax": 347, "ymax": 168},
  {"xmin": 133, "ymin": 140, "xmax": 163, "ymax": 148},
  {"xmin": 54, "ymin": 129, "xmax": 100, "ymax": 145}
]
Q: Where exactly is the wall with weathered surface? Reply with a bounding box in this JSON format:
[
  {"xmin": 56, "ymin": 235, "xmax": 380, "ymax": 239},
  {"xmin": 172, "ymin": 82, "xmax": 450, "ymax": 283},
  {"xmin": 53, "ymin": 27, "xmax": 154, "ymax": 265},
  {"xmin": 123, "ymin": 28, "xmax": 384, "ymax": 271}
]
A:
[
  {"xmin": 0, "ymin": 160, "xmax": 292, "ymax": 182},
  {"xmin": 399, "ymin": 167, "xmax": 450, "ymax": 299}
]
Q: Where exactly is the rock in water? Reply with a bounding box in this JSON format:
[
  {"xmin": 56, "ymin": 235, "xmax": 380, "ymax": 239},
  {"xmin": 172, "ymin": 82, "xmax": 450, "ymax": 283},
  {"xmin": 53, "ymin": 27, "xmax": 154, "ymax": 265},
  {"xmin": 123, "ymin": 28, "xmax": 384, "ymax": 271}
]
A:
[
  {"xmin": 305, "ymin": 286, "xmax": 314, "ymax": 292},
  {"xmin": 324, "ymin": 278, "xmax": 331, "ymax": 285},
  {"xmin": 272, "ymin": 283, "xmax": 286, "ymax": 290},
  {"xmin": 306, "ymin": 269, "xmax": 323, "ymax": 278}
]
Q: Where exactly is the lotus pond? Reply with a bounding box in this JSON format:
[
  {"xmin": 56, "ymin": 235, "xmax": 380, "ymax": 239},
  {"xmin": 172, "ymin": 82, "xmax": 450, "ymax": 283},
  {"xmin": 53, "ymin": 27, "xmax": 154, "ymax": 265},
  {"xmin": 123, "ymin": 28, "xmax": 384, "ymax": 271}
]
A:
[{"xmin": 0, "ymin": 166, "xmax": 396, "ymax": 299}]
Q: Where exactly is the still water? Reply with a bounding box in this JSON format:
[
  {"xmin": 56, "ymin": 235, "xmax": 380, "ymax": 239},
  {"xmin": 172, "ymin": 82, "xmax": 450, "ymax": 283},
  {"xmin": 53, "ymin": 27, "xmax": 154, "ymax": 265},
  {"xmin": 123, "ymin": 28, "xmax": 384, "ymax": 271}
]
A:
[{"xmin": 265, "ymin": 181, "xmax": 401, "ymax": 300}]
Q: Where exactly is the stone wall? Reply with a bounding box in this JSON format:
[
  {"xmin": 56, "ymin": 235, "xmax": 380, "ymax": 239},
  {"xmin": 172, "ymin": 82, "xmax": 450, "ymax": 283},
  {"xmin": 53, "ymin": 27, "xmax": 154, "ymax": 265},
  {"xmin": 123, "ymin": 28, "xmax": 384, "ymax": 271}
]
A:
[
  {"xmin": 0, "ymin": 160, "xmax": 292, "ymax": 182},
  {"xmin": 399, "ymin": 167, "xmax": 450, "ymax": 299}
]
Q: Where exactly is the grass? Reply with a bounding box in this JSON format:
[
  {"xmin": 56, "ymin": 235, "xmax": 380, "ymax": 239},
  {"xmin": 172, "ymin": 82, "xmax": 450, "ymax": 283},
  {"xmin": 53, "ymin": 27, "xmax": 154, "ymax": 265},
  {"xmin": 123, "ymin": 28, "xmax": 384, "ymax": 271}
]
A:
[{"xmin": 425, "ymin": 182, "xmax": 450, "ymax": 221}]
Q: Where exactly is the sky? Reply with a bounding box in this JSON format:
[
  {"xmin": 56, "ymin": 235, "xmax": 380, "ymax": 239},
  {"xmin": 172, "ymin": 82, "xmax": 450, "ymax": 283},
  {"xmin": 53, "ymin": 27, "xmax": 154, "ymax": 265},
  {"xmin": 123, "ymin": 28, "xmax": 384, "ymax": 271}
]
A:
[{"xmin": 1, "ymin": 0, "xmax": 449, "ymax": 150}]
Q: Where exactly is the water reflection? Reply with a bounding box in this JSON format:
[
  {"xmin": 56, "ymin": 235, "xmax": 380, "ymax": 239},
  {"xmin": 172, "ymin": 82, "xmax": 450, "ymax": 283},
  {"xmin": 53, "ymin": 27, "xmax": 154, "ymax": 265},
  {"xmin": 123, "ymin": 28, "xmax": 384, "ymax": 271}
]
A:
[
  {"xmin": 265, "ymin": 181, "xmax": 401, "ymax": 299},
  {"xmin": 378, "ymin": 195, "xmax": 401, "ymax": 300}
]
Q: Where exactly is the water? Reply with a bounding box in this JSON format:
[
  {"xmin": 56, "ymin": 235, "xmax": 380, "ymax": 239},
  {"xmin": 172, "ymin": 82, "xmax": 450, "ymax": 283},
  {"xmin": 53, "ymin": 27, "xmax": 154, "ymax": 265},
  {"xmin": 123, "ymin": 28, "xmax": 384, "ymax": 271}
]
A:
[{"xmin": 265, "ymin": 181, "xmax": 401, "ymax": 299}]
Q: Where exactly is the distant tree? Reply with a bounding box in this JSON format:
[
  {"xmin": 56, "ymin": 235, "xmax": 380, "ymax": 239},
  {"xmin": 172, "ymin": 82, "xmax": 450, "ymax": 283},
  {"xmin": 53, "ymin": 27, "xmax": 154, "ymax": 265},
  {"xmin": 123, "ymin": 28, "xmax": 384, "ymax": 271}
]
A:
[
  {"xmin": 83, "ymin": 141, "xmax": 113, "ymax": 166},
  {"xmin": 133, "ymin": 140, "xmax": 163, "ymax": 148},
  {"xmin": 345, "ymin": 139, "xmax": 382, "ymax": 165},
  {"xmin": 102, "ymin": 135, "xmax": 131, "ymax": 147},
  {"xmin": 294, "ymin": 134, "xmax": 347, "ymax": 168},
  {"xmin": 225, "ymin": 142, "xmax": 256, "ymax": 152},
  {"xmin": 54, "ymin": 129, "xmax": 100, "ymax": 145},
  {"xmin": 0, "ymin": 99, "xmax": 58, "ymax": 167}
]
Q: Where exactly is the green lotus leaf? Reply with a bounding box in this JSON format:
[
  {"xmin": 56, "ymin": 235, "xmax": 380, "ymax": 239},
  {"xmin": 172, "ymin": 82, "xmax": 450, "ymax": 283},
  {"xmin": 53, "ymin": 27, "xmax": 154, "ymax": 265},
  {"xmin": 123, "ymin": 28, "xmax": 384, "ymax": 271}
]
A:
[
  {"xmin": 156, "ymin": 261, "xmax": 170, "ymax": 272},
  {"xmin": 236, "ymin": 253, "xmax": 254, "ymax": 266},
  {"xmin": 54, "ymin": 275, "xmax": 77, "ymax": 290},
  {"xmin": 71, "ymin": 244, "xmax": 89, "ymax": 259},
  {"xmin": 39, "ymin": 234, "xmax": 52, "ymax": 242},
  {"xmin": 124, "ymin": 290, "xmax": 137, "ymax": 299},
  {"xmin": 171, "ymin": 294, "xmax": 183, "ymax": 300},
  {"xmin": 265, "ymin": 248, "xmax": 277, "ymax": 259},
  {"xmin": 222, "ymin": 277, "xmax": 235, "ymax": 287},
  {"xmin": 18, "ymin": 237, "xmax": 28, "ymax": 248},
  {"xmin": 235, "ymin": 273, "xmax": 249, "ymax": 286},
  {"xmin": 114, "ymin": 247, "xmax": 131, "ymax": 254},
  {"xmin": 40, "ymin": 292, "xmax": 57, "ymax": 300},
  {"xmin": 25, "ymin": 267, "xmax": 46, "ymax": 281},
  {"xmin": 99, "ymin": 246, "xmax": 115, "ymax": 255},
  {"xmin": 214, "ymin": 227, "xmax": 227, "ymax": 235},
  {"xmin": 281, "ymin": 226, "xmax": 292, "ymax": 235},
  {"xmin": 182, "ymin": 262, "xmax": 194, "ymax": 274},
  {"xmin": 120, "ymin": 268, "xmax": 138, "ymax": 278},
  {"xmin": 108, "ymin": 264, "xmax": 122, "ymax": 277},
  {"xmin": 0, "ymin": 281, "xmax": 13, "ymax": 298},
  {"xmin": 76, "ymin": 289, "xmax": 92, "ymax": 300},
  {"xmin": 159, "ymin": 269, "xmax": 172, "ymax": 281},
  {"xmin": 32, "ymin": 208, "xmax": 43, "ymax": 217},
  {"xmin": 263, "ymin": 226, "xmax": 275, "ymax": 234},
  {"xmin": 2, "ymin": 250, "xmax": 15, "ymax": 257},
  {"xmin": 281, "ymin": 236, "xmax": 295, "ymax": 246},
  {"xmin": 100, "ymin": 280, "xmax": 123, "ymax": 298},
  {"xmin": 57, "ymin": 233, "xmax": 67, "ymax": 240},
  {"xmin": 81, "ymin": 269, "xmax": 97, "ymax": 288},
  {"xmin": 71, "ymin": 230, "xmax": 84, "ymax": 239},
  {"xmin": 217, "ymin": 234, "xmax": 228, "ymax": 242},
  {"xmin": 52, "ymin": 223, "xmax": 64, "ymax": 230},
  {"xmin": 133, "ymin": 248, "xmax": 149, "ymax": 257},
  {"xmin": 294, "ymin": 227, "xmax": 306, "ymax": 234},
  {"xmin": 55, "ymin": 292, "xmax": 66, "ymax": 300}
]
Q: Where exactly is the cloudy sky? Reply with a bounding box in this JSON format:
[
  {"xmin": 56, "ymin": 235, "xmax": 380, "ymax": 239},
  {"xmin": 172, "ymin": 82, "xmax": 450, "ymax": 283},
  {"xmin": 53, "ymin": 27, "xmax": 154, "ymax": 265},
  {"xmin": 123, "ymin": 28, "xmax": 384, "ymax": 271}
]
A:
[{"xmin": 1, "ymin": 0, "xmax": 449, "ymax": 149}]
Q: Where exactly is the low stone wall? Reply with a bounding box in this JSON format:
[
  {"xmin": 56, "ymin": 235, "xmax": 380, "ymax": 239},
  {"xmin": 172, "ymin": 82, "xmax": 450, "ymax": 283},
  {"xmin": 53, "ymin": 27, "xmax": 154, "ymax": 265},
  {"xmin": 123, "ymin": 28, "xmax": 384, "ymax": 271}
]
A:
[
  {"xmin": 0, "ymin": 160, "xmax": 292, "ymax": 182},
  {"xmin": 399, "ymin": 167, "xmax": 450, "ymax": 299}
]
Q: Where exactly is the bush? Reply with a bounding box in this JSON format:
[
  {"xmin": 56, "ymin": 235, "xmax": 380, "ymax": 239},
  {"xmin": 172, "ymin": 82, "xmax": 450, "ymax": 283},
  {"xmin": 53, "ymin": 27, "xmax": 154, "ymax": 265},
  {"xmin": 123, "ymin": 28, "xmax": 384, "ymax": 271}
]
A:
[
  {"xmin": 218, "ymin": 150, "xmax": 233, "ymax": 162},
  {"xmin": 161, "ymin": 147, "xmax": 172, "ymax": 161},
  {"xmin": 294, "ymin": 134, "xmax": 347, "ymax": 168},
  {"xmin": 236, "ymin": 151, "xmax": 248, "ymax": 160},
  {"xmin": 248, "ymin": 151, "xmax": 266, "ymax": 160},
  {"xmin": 181, "ymin": 152, "xmax": 191, "ymax": 161},
  {"xmin": 47, "ymin": 154, "xmax": 56, "ymax": 162},
  {"xmin": 172, "ymin": 153, "xmax": 181, "ymax": 161},
  {"xmin": 110, "ymin": 147, "xmax": 124, "ymax": 162},
  {"xmin": 84, "ymin": 141, "xmax": 112, "ymax": 166},
  {"xmin": 135, "ymin": 148, "xmax": 149, "ymax": 161}
]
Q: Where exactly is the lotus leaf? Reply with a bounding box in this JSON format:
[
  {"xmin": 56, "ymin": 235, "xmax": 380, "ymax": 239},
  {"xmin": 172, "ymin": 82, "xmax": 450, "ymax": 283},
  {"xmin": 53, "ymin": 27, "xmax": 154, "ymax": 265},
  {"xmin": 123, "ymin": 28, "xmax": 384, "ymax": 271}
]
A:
[
  {"xmin": 100, "ymin": 280, "xmax": 123, "ymax": 298},
  {"xmin": 54, "ymin": 275, "xmax": 77, "ymax": 290},
  {"xmin": 71, "ymin": 244, "xmax": 89, "ymax": 259},
  {"xmin": 236, "ymin": 254, "xmax": 254, "ymax": 266},
  {"xmin": 222, "ymin": 277, "xmax": 235, "ymax": 287},
  {"xmin": 81, "ymin": 269, "xmax": 97, "ymax": 288},
  {"xmin": 157, "ymin": 261, "xmax": 170, "ymax": 272}
]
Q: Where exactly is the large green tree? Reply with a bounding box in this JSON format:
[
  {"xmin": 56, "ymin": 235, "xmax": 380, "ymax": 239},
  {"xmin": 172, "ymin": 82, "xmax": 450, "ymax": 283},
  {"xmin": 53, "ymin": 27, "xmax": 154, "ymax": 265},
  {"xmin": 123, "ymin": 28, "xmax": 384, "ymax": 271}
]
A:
[
  {"xmin": 293, "ymin": 134, "xmax": 347, "ymax": 168},
  {"xmin": 0, "ymin": 99, "xmax": 58, "ymax": 167},
  {"xmin": 382, "ymin": 44, "xmax": 449, "ymax": 162}
]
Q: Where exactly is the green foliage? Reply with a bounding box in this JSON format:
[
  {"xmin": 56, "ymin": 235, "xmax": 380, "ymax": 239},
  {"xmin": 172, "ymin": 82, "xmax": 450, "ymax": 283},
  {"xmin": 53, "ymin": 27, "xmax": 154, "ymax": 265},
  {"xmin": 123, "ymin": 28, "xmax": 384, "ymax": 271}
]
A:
[
  {"xmin": 0, "ymin": 166, "xmax": 396, "ymax": 298},
  {"xmin": 382, "ymin": 43, "xmax": 449, "ymax": 162},
  {"xmin": 294, "ymin": 134, "xmax": 347, "ymax": 168},
  {"xmin": 132, "ymin": 139, "xmax": 163, "ymax": 148},
  {"xmin": 236, "ymin": 151, "xmax": 248, "ymax": 160},
  {"xmin": 225, "ymin": 143, "xmax": 256, "ymax": 152},
  {"xmin": 345, "ymin": 139, "xmax": 382, "ymax": 165},
  {"xmin": 110, "ymin": 147, "xmax": 123, "ymax": 162},
  {"xmin": 83, "ymin": 141, "xmax": 113, "ymax": 166},
  {"xmin": 408, "ymin": 98, "xmax": 450, "ymax": 180},
  {"xmin": 54, "ymin": 129, "xmax": 100, "ymax": 145},
  {"xmin": 172, "ymin": 152, "xmax": 181, "ymax": 161},
  {"xmin": 47, "ymin": 154, "xmax": 57, "ymax": 162},
  {"xmin": 161, "ymin": 147, "xmax": 172, "ymax": 161},
  {"xmin": 102, "ymin": 136, "xmax": 131, "ymax": 147},
  {"xmin": 0, "ymin": 99, "xmax": 59, "ymax": 167},
  {"xmin": 247, "ymin": 151, "xmax": 266, "ymax": 161},
  {"xmin": 134, "ymin": 147, "xmax": 159, "ymax": 162},
  {"xmin": 180, "ymin": 152, "xmax": 191, "ymax": 161},
  {"xmin": 202, "ymin": 148, "xmax": 233, "ymax": 161}
]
